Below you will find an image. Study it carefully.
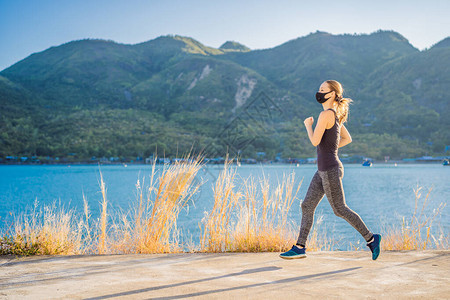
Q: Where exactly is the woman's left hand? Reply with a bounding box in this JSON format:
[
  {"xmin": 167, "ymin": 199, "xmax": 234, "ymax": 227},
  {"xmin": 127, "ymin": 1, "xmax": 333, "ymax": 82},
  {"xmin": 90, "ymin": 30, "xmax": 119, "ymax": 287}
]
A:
[{"xmin": 304, "ymin": 117, "xmax": 314, "ymax": 127}]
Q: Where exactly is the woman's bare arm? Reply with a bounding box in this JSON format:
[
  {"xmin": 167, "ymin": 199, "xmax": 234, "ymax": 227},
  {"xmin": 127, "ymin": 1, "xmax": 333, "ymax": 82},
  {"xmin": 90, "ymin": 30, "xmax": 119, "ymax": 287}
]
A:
[
  {"xmin": 305, "ymin": 110, "xmax": 333, "ymax": 147},
  {"xmin": 338, "ymin": 124, "xmax": 352, "ymax": 148}
]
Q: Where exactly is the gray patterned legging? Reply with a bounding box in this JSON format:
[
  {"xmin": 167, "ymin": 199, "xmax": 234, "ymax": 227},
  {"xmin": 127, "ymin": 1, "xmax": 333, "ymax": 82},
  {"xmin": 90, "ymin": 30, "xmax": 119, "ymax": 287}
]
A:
[{"xmin": 297, "ymin": 162, "xmax": 373, "ymax": 246}]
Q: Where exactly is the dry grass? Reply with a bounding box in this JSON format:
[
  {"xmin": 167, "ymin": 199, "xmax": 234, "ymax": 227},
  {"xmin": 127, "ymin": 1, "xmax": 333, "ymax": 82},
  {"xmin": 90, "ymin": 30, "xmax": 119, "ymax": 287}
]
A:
[
  {"xmin": 199, "ymin": 157, "xmax": 332, "ymax": 252},
  {"xmin": 0, "ymin": 159, "xmax": 447, "ymax": 256},
  {"xmin": 199, "ymin": 155, "xmax": 242, "ymax": 252},
  {"xmin": 2, "ymin": 201, "xmax": 84, "ymax": 255},
  {"xmin": 0, "ymin": 154, "xmax": 204, "ymax": 255},
  {"xmin": 105, "ymin": 154, "xmax": 204, "ymax": 254},
  {"xmin": 229, "ymin": 171, "xmax": 300, "ymax": 252},
  {"xmin": 382, "ymin": 185, "xmax": 447, "ymax": 250},
  {"xmin": 98, "ymin": 171, "xmax": 108, "ymax": 254},
  {"xmin": 304, "ymin": 215, "xmax": 335, "ymax": 251}
]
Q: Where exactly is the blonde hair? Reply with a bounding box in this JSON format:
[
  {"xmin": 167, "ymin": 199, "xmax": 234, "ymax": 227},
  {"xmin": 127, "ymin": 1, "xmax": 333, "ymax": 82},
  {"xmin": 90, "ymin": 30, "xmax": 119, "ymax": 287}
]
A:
[{"xmin": 325, "ymin": 80, "xmax": 353, "ymax": 125}]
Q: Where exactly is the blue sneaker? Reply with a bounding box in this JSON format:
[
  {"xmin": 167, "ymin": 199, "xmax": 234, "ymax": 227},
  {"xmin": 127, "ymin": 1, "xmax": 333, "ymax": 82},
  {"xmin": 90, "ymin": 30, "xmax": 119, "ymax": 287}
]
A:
[
  {"xmin": 367, "ymin": 234, "xmax": 382, "ymax": 260},
  {"xmin": 279, "ymin": 245, "xmax": 306, "ymax": 259}
]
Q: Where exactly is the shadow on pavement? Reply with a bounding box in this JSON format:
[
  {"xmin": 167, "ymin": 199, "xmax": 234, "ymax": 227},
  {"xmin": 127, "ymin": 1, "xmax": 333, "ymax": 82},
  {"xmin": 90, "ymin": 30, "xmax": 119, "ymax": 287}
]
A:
[{"xmin": 86, "ymin": 266, "xmax": 362, "ymax": 299}]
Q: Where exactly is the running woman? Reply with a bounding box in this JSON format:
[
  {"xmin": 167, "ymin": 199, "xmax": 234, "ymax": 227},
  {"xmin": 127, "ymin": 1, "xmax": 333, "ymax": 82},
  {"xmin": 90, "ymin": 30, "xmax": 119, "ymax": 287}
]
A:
[{"xmin": 280, "ymin": 80, "xmax": 381, "ymax": 260}]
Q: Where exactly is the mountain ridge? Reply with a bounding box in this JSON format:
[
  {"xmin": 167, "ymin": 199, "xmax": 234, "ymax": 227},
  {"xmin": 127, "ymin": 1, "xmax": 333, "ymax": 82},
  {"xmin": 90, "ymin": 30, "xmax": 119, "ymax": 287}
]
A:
[{"xmin": 1, "ymin": 30, "xmax": 449, "ymax": 160}]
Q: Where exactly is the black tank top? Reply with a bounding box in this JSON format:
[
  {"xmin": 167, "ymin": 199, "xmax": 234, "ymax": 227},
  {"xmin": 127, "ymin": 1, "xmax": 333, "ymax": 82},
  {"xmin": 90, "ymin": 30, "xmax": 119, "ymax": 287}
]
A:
[{"xmin": 317, "ymin": 108, "xmax": 341, "ymax": 171}]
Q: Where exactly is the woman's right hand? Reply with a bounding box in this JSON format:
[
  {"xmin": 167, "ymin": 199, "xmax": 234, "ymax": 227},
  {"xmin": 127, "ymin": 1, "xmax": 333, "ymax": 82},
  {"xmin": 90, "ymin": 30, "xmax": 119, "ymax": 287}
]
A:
[{"xmin": 304, "ymin": 117, "xmax": 314, "ymax": 127}]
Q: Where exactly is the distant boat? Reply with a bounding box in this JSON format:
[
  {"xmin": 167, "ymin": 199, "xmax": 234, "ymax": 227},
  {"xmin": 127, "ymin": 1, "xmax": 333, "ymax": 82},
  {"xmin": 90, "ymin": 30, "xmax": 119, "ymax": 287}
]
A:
[
  {"xmin": 362, "ymin": 160, "xmax": 372, "ymax": 167},
  {"xmin": 443, "ymin": 159, "xmax": 449, "ymax": 166}
]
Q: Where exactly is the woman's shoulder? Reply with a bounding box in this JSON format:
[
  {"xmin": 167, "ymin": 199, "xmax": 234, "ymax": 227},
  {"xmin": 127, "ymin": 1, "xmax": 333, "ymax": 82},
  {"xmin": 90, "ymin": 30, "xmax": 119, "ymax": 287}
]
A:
[
  {"xmin": 318, "ymin": 109, "xmax": 336, "ymax": 129},
  {"xmin": 319, "ymin": 109, "xmax": 336, "ymax": 119},
  {"xmin": 327, "ymin": 108, "xmax": 337, "ymax": 115}
]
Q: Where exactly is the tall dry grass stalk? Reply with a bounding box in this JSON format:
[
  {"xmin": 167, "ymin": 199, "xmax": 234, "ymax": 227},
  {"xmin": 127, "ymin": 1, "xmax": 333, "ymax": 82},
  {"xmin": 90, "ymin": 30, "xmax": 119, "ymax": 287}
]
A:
[
  {"xmin": 109, "ymin": 154, "xmax": 203, "ymax": 254},
  {"xmin": 382, "ymin": 185, "xmax": 447, "ymax": 250},
  {"xmin": 81, "ymin": 193, "xmax": 93, "ymax": 253},
  {"xmin": 98, "ymin": 171, "xmax": 108, "ymax": 254},
  {"xmin": 199, "ymin": 156, "xmax": 242, "ymax": 252}
]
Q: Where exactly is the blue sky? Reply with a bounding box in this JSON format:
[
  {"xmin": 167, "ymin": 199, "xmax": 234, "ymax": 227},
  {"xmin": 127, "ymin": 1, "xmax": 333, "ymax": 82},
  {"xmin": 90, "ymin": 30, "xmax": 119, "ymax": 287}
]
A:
[{"xmin": 1, "ymin": 0, "xmax": 449, "ymax": 71}]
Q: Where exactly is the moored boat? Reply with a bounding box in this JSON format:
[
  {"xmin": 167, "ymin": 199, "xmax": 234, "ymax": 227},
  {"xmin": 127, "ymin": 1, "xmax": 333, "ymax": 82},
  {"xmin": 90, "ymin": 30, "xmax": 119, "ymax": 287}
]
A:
[{"xmin": 362, "ymin": 160, "xmax": 373, "ymax": 167}]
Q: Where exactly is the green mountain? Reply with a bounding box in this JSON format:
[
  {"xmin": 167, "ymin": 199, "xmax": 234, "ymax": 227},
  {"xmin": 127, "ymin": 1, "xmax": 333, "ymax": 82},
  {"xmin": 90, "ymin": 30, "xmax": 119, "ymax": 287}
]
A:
[
  {"xmin": 219, "ymin": 30, "xmax": 418, "ymax": 93},
  {"xmin": 430, "ymin": 37, "xmax": 450, "ymax": 49},
  {"xmin": 355, "ymin": 44, "xmax": 450, "ymax": 154},
  {"xmin": 219, "ymin": 41, "xmax": 251, "ymax": 52},
  {"xmin": 1, "ymin": 30, "xmax": 449, "ymax": 161}
]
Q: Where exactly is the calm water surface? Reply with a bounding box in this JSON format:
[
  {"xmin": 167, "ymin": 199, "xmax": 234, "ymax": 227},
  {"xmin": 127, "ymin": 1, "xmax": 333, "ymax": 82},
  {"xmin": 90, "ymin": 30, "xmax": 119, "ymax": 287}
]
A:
[{"xmin": 0, "ymin": 163, "xmax": 448, "ymax": 250}]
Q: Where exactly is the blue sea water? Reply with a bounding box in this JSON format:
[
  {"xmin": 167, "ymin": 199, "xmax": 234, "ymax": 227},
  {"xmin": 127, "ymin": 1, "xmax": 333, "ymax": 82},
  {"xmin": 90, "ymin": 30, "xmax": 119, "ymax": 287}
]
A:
[{"xmin": 0, "ymin": 163, "xmax": 448, "ymax": 250}]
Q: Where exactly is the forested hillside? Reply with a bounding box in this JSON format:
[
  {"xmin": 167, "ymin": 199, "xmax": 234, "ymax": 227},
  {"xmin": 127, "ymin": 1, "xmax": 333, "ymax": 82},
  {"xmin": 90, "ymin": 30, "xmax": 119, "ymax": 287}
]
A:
[{"xmin": 1, "ymin": 30, "xmax": 449, "ymax": 161}]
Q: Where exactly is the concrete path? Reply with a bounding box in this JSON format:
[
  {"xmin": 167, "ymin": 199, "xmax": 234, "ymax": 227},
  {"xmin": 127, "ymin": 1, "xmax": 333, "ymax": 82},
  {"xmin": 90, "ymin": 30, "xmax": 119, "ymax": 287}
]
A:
[{"xmin": 0, "ymin": 250, "xmax": 449, "ymax": 299}]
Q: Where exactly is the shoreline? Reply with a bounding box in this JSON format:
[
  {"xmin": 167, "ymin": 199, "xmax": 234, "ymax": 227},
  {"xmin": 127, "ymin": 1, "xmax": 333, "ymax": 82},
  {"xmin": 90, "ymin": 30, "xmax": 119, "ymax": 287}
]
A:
[
  {"xmin": 0, "ymin": 160, "xmax": 447, "ymax": 166},
  {"xmin": 1, "ymin": 250, "xmax": 448, "ymax": 299}
]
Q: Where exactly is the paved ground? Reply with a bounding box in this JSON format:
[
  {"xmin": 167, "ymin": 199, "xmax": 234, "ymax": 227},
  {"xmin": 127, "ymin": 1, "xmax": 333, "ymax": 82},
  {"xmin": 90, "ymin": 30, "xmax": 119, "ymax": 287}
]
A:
[{"xmin": 0, "ymin": 250, "xmax": 449, "ymax": 299}]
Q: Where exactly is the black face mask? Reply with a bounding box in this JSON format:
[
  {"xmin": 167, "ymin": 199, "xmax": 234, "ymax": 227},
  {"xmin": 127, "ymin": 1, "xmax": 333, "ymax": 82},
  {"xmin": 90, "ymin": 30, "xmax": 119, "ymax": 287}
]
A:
[{"xmin": 315, "ymin": 91, "xmax": 333, "ymax": 103}]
